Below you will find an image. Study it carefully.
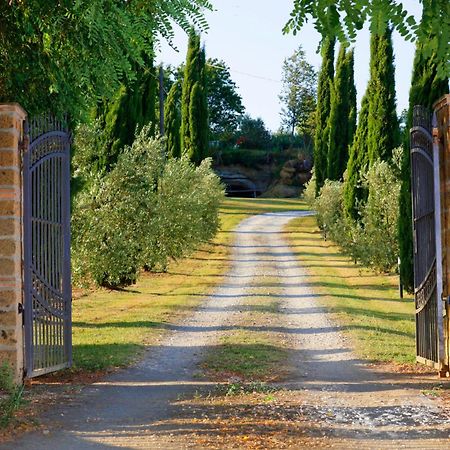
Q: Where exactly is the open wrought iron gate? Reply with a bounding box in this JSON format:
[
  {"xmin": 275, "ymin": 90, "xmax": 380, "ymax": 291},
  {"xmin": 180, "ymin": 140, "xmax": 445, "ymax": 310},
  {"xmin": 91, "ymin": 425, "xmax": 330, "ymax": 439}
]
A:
[
  {"xmin": 410, "ymin": 105, "xmax": 445, "ymax": 369},
  {"xmin": 22, "ymin": 115, "xmax": 72, "ymax": 378}
]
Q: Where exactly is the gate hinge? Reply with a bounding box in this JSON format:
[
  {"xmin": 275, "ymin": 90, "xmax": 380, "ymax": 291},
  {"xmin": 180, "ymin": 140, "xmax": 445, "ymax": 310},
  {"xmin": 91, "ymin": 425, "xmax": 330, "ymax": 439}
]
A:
[{"xmin": 18, "ymin": 303, "xmax": 24, "ymax": 314}]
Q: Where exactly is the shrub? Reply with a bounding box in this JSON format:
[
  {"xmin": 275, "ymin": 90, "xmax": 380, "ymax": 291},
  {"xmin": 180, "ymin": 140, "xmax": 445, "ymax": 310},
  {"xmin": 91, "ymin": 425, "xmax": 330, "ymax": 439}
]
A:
[
  {"xmin": 149, "ymin": 157, "xmax": 223, "ymax": 270},
  {"xmin": 302, "ymin": 170, "xmax": 316, "ymax": 208},
  {"xmin": 314, "ymin": 179, "xmax": 344, "ymax": 238},
  {"xmin": 356, "ymin": 157, "xmax": 401, "ymax": 272},
  {"xmin": 312, "ymin": 150, "xmax": 401, "ymax": 273},
  {"xmin": 72, "ymin": 126, "xmax": 224, "ymax": 287}
]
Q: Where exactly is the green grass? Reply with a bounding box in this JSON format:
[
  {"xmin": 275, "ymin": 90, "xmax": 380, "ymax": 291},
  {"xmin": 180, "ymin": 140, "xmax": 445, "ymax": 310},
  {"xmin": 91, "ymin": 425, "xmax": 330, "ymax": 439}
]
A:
[
  {"xmin": 285, "ymin": 215, "xmax": 416, "ymax": 364},
  {"xmin": 0, "ymin": 363, "xmax": 25, "ymax": 429},
  {"xmin": 202, "ymin": 331, "xmax": 289, "ymax": 381},
  {"xmin": 70, "ymin": 198, "xmax": 307, "ymax": 373}
]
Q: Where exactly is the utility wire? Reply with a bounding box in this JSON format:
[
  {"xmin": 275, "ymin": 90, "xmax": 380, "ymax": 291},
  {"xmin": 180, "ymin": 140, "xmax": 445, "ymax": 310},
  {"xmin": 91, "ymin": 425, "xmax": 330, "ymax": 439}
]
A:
[{"xmin": 206, "ymin": 62, "xmax": 281, "ymax": 84}]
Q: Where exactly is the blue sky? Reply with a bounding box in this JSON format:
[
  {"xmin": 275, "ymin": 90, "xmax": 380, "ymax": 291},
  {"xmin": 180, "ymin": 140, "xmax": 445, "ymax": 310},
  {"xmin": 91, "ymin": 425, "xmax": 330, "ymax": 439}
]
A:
[{"xmin": 158, "ymin": 0, "xmax": 422, "ymax": 132}]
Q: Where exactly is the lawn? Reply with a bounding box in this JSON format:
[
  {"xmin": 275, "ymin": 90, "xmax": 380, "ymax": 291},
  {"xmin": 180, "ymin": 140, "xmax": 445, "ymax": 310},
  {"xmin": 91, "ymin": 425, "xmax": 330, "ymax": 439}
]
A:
[
  {"xmin": 71, "ymin": 198, "xmax": 415, "ymax": 374},
  {"xmin": 71, "ymin": 198, "xmax": 308, "ymax": 373},
  {"xmin": 285, "ymin": 215, "xmax": 416, "ymax": 364}
]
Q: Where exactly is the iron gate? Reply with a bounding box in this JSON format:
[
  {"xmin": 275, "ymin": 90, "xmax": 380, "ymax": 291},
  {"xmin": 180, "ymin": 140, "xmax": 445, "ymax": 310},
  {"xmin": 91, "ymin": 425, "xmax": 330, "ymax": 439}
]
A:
[
  {"xmin": 23, "ymin": 115, "xmax": 72, "ymax": 378},
  {"xmin": 410, "ymin": 105, "xmax": 444, "ymax": 368}
]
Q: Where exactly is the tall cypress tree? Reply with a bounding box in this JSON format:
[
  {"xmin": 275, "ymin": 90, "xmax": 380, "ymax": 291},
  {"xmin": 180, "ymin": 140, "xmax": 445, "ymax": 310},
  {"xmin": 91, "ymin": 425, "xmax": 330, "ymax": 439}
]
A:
[
  {"xmin": 164, "ymin": 80, "xmax": 182, "ymax": 158},
  {"xmin": 314, "ymin": 37, "xmax": 335, "ymax": 195},
  {"xmin": 181, "ymin": 32, "xmax": 208, "ymax": 163},
  {"xmin": 327, "ymin": 45, "xmax": 350, "ymax": 181},
  {"xmin": 367, "ymin": 27, "xmax": 399, "ymax": 164},
  {"xmin": 346, "ymin": 49, "xmax": 357, "ymax": 150},
  {"xmin": 182, "ymin": 32, "xmax": 200, "ymax": 155},
  {"xmin": 100, "ymin": 59, "xmax": 158, "ymax": 171},
  {"xmin": 398, "ymin": 44, "xmax": 449, "ymax": 293},
  {"xmin": 343, "ymin": 94, "xmax": 370, "ymax": 220}
]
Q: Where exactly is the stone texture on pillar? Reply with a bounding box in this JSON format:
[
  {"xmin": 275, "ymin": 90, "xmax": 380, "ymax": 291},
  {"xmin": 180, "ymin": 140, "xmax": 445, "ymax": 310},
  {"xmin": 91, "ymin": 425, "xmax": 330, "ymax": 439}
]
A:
[
  {"xmin": 0, "ymin": 103, "xmax": 26, "ymax": 383},
  {"xmin": 434, "ymin": 94, "xmax": 450, "ymax": 374}
]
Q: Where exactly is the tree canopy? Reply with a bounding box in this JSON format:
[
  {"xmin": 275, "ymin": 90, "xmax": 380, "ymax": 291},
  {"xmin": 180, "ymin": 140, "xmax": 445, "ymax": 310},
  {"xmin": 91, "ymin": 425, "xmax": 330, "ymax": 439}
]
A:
[
  {"xmin": 314, "ymin": 37, "xmax": 335, "ymax": 195},
  {"xmin": 279, "ymin": 46, "xmax": 317, "ymax": 137},
  {"xmin": 284, "ymin": 1, "xmax": 449, "ymax": 79},
  {"xmin": 205, "ymin": 59, "xmax": 245, "ymax": 141},
  {"xmin": 0, "ymin": 0, "xmax": 212, "ymax": 117},
  {"xmin": 237, "ymin": 115, "xmax": 272, "ymax": 150}
]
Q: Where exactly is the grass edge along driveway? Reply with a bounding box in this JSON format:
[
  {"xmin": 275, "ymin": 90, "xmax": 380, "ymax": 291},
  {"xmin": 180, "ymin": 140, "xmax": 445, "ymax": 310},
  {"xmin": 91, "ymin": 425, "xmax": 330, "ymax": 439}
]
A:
[
  {"xmin": 70, "ymin": 198, "xmax": 309, "ymax": 374},
  {"xmin": 285, "ymin": 215, "xmax": 416, "ymax": 365}
]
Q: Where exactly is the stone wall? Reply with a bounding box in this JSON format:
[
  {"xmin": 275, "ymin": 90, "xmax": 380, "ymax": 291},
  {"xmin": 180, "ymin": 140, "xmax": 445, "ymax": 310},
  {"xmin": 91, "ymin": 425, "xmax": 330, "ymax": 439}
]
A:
[{"xmin": 0, "ymin": 104, "xmax": 26, "ymax": 382}]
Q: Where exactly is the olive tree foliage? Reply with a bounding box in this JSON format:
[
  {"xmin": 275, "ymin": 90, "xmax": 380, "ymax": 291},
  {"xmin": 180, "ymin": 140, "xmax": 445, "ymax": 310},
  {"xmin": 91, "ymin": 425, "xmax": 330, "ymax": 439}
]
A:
[
  {"xmin": 279, "ymin": 46, "xmax": 317, "ymax": 139},
  {"xmin": 0, "ymin": 0, "xmax": 212, "ymax": 117},
  {"xmin": 284, "ymin": 1, "xmax": 449, "ymax": 79},
  {"xmin": 72, "ymin": 126, "xmax": 224, "ymax": 288},
  {"xmin": 306, "ymin": 148, "xmax": 402, "ymax": 273}
]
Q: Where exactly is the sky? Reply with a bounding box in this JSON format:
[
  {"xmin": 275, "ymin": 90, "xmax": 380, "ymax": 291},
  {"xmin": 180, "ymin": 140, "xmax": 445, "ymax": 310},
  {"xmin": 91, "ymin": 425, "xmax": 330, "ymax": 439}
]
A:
[{"xmin": 157, "ymin": 0, "xmax": 422, "ymax": 132}]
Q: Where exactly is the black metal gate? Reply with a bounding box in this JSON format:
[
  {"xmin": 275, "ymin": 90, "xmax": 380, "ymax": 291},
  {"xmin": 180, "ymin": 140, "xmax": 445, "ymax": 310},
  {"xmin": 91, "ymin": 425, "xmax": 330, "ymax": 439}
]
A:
[
  {"xmin": 23, "ymin": 115, "xmax": 72, "ymax": 378},
  {"xmin": 410, "ymin": 106, "xmax": 444, "ymax": 368}
]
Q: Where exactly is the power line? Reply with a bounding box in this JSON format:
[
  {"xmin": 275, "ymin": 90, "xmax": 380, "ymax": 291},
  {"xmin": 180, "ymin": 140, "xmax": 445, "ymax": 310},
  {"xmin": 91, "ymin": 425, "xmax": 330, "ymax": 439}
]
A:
[{"xmin": 206, "ymin": 63, "xmax": 281, "ymax": 84}]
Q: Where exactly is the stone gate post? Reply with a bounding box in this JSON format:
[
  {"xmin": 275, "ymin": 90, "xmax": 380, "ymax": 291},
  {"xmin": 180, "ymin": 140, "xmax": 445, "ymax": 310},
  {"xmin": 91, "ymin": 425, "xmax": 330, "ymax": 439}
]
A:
[{"xmin": 0, "ymin": 104, "xmax": 27, "ymax": 383}]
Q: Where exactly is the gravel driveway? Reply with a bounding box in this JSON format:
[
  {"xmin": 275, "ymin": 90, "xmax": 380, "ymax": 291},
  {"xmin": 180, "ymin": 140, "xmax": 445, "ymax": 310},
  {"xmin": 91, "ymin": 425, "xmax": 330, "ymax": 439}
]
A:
[{"xmin": 3, "ymin": 211, "xmax": 449, "ymax": 449}]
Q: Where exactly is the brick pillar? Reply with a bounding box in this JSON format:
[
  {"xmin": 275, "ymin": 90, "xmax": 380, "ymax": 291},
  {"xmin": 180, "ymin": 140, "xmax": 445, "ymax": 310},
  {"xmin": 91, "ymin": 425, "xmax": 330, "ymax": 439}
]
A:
[
  {"xmin": 435, "ymin": 94, "xmax": 450, "ymax": 375},
  {"xmin": 0, "ymin": 104, "xmax": 26, "ymax": 383}
]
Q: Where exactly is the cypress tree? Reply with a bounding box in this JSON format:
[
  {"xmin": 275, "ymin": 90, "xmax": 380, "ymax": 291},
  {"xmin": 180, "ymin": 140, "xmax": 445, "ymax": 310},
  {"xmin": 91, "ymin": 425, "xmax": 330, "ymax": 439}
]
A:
[
  {"xmin": 343, "ymin": 94, "xmax": 370, "ymax": 220},
  {"xmin": 100, "ymin": 60, "xmax": 158, "ymax": 171},
  {"xmin": 346, "ymin": 49, "xmax": 357, "ymax": 149},
  {"xmin": 181, "ymin": 32, "xmax": 200, "ymax": 155},
  {"xmin": 327, "ymin": 45, "xmax": 350, "ymax": 181},
  {"xmin": 314, "ymin": 37, "xmax": 335, "ymax": 195},
  {"xmin": 398, "ymin": 44, "xmax": 449, "ymax": 293},
  {"xmin": 181, "ymin": 32, "xmax": 208, "ymax": 163},
  {"xmin": 367, "ymin": 27, "xmax": 399, "ymax": 164},
  {"xmin": 164, "ymin": 80, "xmax": 182, "ymax": 158},
  {"xmin": 189, "ymin": 81, "xmax": 208, "ymax": 163}
]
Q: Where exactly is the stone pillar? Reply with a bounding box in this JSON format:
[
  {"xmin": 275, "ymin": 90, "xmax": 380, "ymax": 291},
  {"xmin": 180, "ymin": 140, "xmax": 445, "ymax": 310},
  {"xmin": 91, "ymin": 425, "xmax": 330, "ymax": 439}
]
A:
[{"xmin": 0, "ymin": 104, "xmax": 26, "ymax": 383}]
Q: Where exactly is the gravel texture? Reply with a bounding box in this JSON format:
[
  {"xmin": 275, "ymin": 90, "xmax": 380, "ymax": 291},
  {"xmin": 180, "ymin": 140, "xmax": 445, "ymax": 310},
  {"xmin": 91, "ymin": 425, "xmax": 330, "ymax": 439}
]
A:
[{"xmin": 3, "ymin": 211, "xmax": 449, "ymax": 449}]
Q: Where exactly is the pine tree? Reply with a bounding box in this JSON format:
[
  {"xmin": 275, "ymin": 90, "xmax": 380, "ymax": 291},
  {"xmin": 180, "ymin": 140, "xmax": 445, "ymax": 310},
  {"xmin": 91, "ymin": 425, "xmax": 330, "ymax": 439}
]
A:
[
  {"xmin": 398, "ymin": 44, "xmax": 449, "ymax": 293},
  {"xmin": 314, "ymin": 37, "xmax": 335, "ymax": 195},
  {"xmin": 343, "ymin": 94, "xmax": 370, "ymax": 220},
  {"xmin": 164, "ymin": 80, "xmax": 182, "ymax": 158},
  {"xmin": 181, "ymin": 32, "xmax": 208, "ymax": 163},
  {"xmin": 327, "ymin": 45, "xmax": 350, "ymax": 181},
  {"xmin": 367, "ymin": 28, "xmax": 399, "ymax": 164}
]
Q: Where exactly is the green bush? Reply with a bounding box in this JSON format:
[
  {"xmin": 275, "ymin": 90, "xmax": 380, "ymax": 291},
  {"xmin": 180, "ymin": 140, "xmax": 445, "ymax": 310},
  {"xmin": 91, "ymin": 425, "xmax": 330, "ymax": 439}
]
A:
[
  {"xmin": 216, "ymin": 148, "xmax": 271, "ymax": 167},
  {"xmin": 72, "ymin": 126, "xmax": 224, "ymax": 287},
  {"xmin": 356, "ymin": 157, "xmax": 401, "ymax": 272},
  {"xmin": 302, "ymin": 170, "xmax": 316, "ymax": 208},
  {"xmin": 314, "ymin": 179, "xmax": 344, "ymax": 238},
  {"xmin": 312, "ymin": 151, "xmax": 401, "ymax": 273}
]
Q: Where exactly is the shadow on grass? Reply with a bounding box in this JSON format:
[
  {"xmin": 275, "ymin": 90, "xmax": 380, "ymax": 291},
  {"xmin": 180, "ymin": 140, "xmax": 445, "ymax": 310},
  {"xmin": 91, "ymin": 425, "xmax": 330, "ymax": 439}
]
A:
[
  {"xmin": 73, "ymin": 321, "xmax": 414, "ymax": 339},
  {"xmin": 72, "ymin": 343, "xmax": 145, "ymax": 372}
]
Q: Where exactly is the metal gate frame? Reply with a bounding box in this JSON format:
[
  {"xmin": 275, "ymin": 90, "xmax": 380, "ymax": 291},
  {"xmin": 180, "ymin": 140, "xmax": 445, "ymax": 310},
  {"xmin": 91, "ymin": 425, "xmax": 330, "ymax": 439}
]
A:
[
  {"xmin": 411, "ymin": 105, "xmax": 445, "ymax": 371},
  {"xmin": 22, "ymin": 115, "xmax": 72, "ymax": 378}
]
